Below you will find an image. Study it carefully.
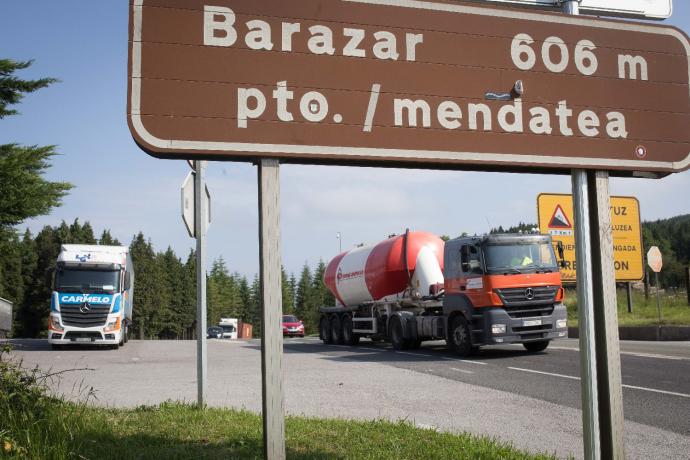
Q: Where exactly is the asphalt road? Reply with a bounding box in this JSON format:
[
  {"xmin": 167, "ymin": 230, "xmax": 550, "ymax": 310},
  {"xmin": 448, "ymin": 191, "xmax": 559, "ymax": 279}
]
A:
[
  {"xmin": 4, "ymin": 337, "xmax": 690, "ymax": 459},
  {"xmin": 292, "ymin": 338, "xmax": 690, "ymax": 436}
]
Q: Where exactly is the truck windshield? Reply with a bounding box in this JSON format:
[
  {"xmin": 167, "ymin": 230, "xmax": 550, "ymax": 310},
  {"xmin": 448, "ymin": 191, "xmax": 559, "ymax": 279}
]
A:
[
  {"xmin": 55, "ymin": 268, "xmax": 120, "ymax": 293},
  {"xmin": 483, "ymin": 243, "xmax": 558, "ymax": 274}
]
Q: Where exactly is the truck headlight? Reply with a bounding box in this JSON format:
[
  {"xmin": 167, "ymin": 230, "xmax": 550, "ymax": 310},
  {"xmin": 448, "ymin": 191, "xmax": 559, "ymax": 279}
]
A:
[
  {"xmin": 49, "ymin": 315, "xmax": 64, "ymax": 332},
  {"xmin": 556, "ymin": 319, "xmax": 567, "ymax": 329},
  {"xmin": 104, "ymin": 317, "xmax": 121, "ymax": 332},
  {"xmin": 491, "ymin": 324, "xmax": 506, "ymax": 335}
]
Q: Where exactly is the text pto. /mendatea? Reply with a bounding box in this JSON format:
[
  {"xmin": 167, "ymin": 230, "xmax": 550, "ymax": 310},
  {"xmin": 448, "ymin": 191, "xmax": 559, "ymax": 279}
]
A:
[{"xmin": 203, "ymin": 5, "xmax": 649, "ymax": 139}]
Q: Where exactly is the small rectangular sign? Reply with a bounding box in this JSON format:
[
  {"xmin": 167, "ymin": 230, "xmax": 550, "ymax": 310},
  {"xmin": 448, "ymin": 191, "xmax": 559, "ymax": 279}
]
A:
[
  {"xmin": 128, "ymin": 0, "xmax": 690, "ymax": 175},
  {"xmin": 469, "ymin": 0, "xmax": 672, "ymax": 19},
  {"xmin": 537, "ymin": 194, "xmax": 644, "ymax": 282}
]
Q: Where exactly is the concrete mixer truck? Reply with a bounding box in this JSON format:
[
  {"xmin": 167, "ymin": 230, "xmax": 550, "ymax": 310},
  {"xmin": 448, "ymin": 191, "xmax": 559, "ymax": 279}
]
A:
[{"xmin": 319, "ymin": 230, "xmax": 568, "ymax": 356}]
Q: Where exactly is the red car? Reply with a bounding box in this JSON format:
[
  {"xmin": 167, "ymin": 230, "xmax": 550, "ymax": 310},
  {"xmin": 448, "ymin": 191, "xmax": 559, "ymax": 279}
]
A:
[{"xmin": 282, "ymin": 315, "xmax": 305, "ymax": 338}]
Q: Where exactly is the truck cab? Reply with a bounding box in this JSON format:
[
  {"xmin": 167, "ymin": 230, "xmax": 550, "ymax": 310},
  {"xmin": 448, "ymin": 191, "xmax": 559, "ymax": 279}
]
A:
[
  {"xmin": 48, "ymin": 245, "xmax": 134, "ymax": 349},
  {"xmin": 443, "ymin": 234, "xmax": 568, "ymax": 354}
]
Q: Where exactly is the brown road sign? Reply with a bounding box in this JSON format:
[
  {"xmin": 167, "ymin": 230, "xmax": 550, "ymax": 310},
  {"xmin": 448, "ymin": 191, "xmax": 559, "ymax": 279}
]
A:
[
  {"xmin": 647, "ymin": 246, "xmax": 663, "ymax": 273},
  {"xmin": 128, "ymin": 0, "xmax": 690, "ymax": 175}
]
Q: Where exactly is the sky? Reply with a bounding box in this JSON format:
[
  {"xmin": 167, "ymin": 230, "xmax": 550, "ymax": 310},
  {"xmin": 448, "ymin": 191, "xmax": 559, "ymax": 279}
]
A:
[{"xmin": 2, "ymin": 1, "xmax": 689, "ymax": 278}]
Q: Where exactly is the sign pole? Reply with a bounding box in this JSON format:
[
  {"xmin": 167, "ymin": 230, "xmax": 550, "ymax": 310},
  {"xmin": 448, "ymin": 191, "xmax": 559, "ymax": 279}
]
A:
[
  {"xmin": 258, "ymin": 158, "xmax": 286, "ymax": 460},
  {"xmin": 655, "ymin": 272, "xmax": 662, "ymax": 323},
  {"xmin": 571, "ymin": 169, "xmax": 600, "ymax": 460},
  {"xmin": 626, "ymin": 283, "xmax": 633, "ymax": 314},
  {"xmin": 195, "ymin": 160, "xmax": 208, "ymax": 407},
  {"xmin": 587, "ymin": 171, "xmax": 626, "ymax": 459},
  {"xmin": 565, "ymin": 3, "xmax": 624, "ymax": 459},
  {"xmin": 686, "ymin": 267, "xmax": 690, "ymax": 306}
]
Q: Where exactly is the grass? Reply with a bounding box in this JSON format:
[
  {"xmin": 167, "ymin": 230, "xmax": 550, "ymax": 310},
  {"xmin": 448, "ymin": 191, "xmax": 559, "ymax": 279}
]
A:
[
  {"xmin": 0, "ymin": 345, "xmax": 558, "ymax": 460},
  {"xmin": 564, "ymin": 288, "xmax": 690, "ymax": 327}
]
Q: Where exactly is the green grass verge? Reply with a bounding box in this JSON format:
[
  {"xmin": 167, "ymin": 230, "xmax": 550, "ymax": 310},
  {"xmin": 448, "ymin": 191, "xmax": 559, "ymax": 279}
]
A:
[
  {"xmin": 1, "ymin": 345, "xmax": 558, "ymax": 460},
  {"xmin": 565, "ymin": 288, "xmax": 690, "ymax": 327}
]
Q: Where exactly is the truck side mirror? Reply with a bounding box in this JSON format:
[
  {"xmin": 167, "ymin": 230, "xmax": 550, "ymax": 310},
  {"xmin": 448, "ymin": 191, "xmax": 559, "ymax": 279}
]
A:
[
  {"xmin": 556, "ymin": 241, "xmax": 567, "ymax": 268},
  {"xmin": 124, "ymin": 272, "xmax": 131, "ymax": 290},
  {"xmin": 556, "ymin": 241, "xmax": 565, "ymax": 260}
]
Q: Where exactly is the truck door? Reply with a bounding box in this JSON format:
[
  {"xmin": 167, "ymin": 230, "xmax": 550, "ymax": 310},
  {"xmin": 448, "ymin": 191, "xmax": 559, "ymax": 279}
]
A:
[{"xmin": 460, "ymin": 244, "xmax": 485, "ymax": 305}]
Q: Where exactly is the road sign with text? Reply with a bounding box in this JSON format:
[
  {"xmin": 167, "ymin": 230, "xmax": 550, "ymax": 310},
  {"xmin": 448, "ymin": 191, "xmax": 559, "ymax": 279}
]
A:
[
  {"xmin": 128, "ymin": 0, "xmax": 690, "ymax": 176},
  {"xmin": 469, "ymin": 1, "xmax": 672, "ymax": 19},
  {"xmin": 537, "ymin": 194, "xmax": 644, "ymax": 282}
]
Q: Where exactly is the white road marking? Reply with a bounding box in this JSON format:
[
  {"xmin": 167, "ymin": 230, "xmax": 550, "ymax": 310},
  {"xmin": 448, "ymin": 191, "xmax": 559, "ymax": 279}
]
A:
[
  {"xmin": 397, "ymin": 351, "xmax": 425, "ymax": 356},
  {"xmin": 621, "ymin": 384, "xmax": 690, "ymax": 399},
  {"xmin": 450, "ymin": 367, "xmax": 474, "ymax": 374},
  {"xmin": 508, "ymin": 367, "xmax": 690, "ymax": 399},
  {"xmin": 548, "ymin": 346, "xmax": 688, "ymax": 362},
  {"xmin": 508, "ymin": 367, "xmax": 579, "ymax": 380},
  {"xmin": 440, "ymin": 357, "xmax": 488, "ymax": 365}
]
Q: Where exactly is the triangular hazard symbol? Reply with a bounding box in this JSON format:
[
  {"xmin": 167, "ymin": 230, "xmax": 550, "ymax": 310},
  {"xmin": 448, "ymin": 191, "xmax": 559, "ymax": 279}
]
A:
[{"xmin": 548, "ymin": 205, "xmax": 572, "ymax": 229}]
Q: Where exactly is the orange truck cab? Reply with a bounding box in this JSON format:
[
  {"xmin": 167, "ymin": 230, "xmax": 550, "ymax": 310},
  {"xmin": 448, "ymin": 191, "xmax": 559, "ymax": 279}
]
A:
[{"xmin": 442, "ymin": 233, "xmax": 568, "ymax": 354}]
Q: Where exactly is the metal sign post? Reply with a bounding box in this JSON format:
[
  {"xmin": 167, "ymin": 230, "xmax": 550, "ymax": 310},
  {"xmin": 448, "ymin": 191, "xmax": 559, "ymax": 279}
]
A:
[
  {"xmin": 195, "ymin": 160, "xmax": 208, "ymax": 407},
  {"xmin": 647, "ymin": 246, "xmax": 663, "ymax": 324},
  {"xmin": 258, "ymin": 159, "xmax": 286, "ymax": 459},
  {"xmin": 565, "ymin": 2, "xmax": 625, "ymax": 459},
  {"xmin": 182, "ymin": 161, "xmax": 212, "ymax": 407}
]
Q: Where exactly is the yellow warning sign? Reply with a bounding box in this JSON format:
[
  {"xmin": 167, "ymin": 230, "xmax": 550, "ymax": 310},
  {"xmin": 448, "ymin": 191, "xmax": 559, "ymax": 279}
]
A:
[{"xmin": 537, "ymin": 194, "xmax": 644, "ymax": 283}]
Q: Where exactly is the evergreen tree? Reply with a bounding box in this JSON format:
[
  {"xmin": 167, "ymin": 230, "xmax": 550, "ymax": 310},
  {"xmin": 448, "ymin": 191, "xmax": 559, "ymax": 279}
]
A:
[
  {"xmin": 0, "ymin": 59, "xmax": 71, "ymax": 232},
  {"xmin": 294, "ymin": 263, "xmax": 312, "ymax": 321},
  {"xmin": 99, "ymin": 230, "xmax": 121, "ymax": 246},
  {"xmin": 181, "ymin": 249, "xmax": 197, "ymax": 339},
  {"xmin": 129, "ymin": 232, "xmax": 159, "ymax": 339},
  {"xmin": 281, "ymin": 266, "xmax": 295, "ymax": 314},
  {"xmin": 248, "ymin": 274, "xmax": 261, "ymax": 337}
]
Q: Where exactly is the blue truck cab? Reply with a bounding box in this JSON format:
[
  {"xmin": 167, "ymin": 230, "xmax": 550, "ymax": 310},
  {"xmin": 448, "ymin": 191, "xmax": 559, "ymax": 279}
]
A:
[{"xmin": 49, "ymin": 244, "xmax": 134, "ymax": 349}]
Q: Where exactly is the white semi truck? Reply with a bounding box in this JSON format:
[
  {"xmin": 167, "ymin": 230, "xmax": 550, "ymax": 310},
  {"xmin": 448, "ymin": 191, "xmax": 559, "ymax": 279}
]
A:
[{"xmin": 48, "ymin": 245, "xmax": 134, "ymax": 349}]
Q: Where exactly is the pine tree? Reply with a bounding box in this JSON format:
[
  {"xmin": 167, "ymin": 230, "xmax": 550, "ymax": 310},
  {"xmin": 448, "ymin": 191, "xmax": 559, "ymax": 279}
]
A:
[
  {"xmin": 99, "ymin": 230, "xmax": 121, "ymax": 246},
  {"xmin": 248, "ymin": 274, "xmax": 261, "ymax": 337},
  {"xmin": 281, "ymin": 266, "xmax": 295, "ymax": 314},
  {"xmin": 181, "ymin": 249, "xmax": 197, "ymax": 339},
  {"xmin": 0, "ymin": 59, "xmax": 71, "ymax": 232},
  {"xmin": 294, "ymin": 263, "xmax": 312, "ymax": 321},
  {"xmin": 129, "ymin": 232, "xmax": 159, "ymax": 339}
]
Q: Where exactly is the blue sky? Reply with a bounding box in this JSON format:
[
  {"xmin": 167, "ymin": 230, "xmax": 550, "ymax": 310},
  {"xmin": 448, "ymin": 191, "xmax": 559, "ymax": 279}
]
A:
[{"xmin": 2, "ymin": 2, "xmax": 689, "ymax": 278}]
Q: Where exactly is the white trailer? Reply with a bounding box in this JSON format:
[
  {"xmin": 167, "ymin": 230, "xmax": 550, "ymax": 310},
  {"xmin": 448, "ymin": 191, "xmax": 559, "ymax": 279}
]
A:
[{"xmin": 0, "ymin": 297, "xmax": 12, "ymax": 339}]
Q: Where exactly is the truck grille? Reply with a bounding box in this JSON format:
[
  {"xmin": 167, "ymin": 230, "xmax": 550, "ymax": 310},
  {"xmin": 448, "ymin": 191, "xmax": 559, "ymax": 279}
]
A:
[
  {"xmin": 495, "ymin": 286, "xmax": 558, "ymax": 318},
  {"xmin": 60, "ymin": 305, "xmax": 110, "ymax": 327}
]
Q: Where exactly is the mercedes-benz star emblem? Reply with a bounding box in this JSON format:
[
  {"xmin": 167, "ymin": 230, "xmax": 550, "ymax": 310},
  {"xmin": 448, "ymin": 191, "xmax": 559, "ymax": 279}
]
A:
[
  {"xmin": 79, "ymin": 303, "xmax": 91, "ymax": 313},
  {"xmin": 524, "ymin": 288, "xmax": 535, "ymax": 300}
]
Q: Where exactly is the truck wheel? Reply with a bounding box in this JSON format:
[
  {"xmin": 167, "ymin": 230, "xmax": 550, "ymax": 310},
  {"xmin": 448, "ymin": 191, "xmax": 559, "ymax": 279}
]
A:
[
  {"xmin": 342, "ymin": 316, "xmax": 360, "ymax": 346},
  {"xmin": 523, "ymin": 340, "xmax": 550, "ymax": 353},
  {"xmin": 320, "ymin": 317, "xmax": 333, "ymax": 344},
  {"xmin": 331, "ymin": 315, "xmax": 345, "ymax": 345},
  {"xmin": 389, "ymin": 317, "xmax": 407, "ymax": 351},
  {"xmin": 123, "ymin": 322, "xmax": 129, "ymax": 343},
  {"xmin": 449, "ymin": 316, "xmax": 474, "ymax": 357}
]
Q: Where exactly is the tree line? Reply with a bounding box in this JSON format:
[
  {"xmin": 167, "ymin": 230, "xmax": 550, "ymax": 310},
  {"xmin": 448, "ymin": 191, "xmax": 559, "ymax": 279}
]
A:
[{"xmin": 0, "ymin": 219, "xmax": 335, "ymax": 339}]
